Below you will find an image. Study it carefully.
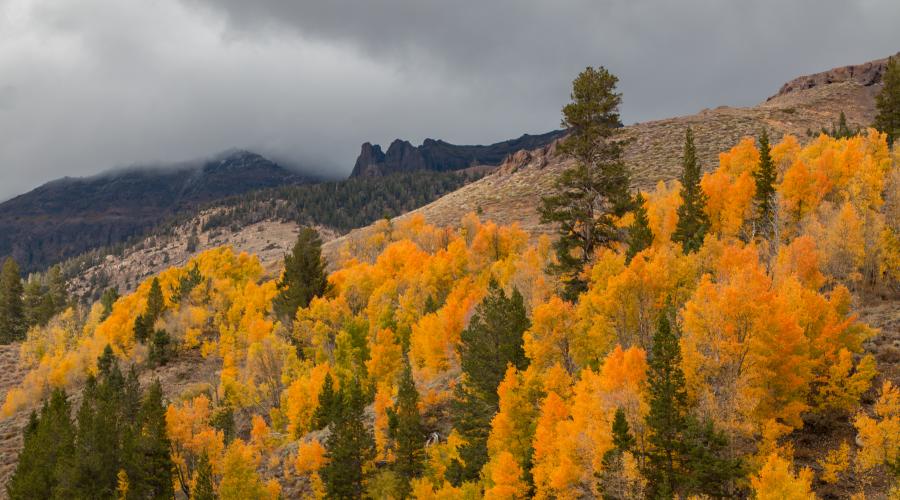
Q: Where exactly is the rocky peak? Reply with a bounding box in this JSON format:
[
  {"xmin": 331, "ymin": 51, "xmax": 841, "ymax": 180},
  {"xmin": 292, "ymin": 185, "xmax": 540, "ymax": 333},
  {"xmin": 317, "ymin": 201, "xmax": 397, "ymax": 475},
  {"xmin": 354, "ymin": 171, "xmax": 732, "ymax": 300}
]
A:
[
  {"xmin": 351, "ymin": 142, "xmax": 387, "ymax": 177},
  {"xmin": 769, "ymin": 52, "xmax": 898, "ymax": 100}
]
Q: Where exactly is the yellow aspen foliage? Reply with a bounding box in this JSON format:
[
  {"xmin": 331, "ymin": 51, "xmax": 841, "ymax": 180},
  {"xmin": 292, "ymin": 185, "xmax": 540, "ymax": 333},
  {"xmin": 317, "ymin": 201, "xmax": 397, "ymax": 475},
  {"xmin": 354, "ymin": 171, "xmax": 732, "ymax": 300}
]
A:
[
  {"xmin": 531, "ymin": 347, "xmax": 647, "ymax": 499},
  {"xmin": 116, "ymin": 469, "xmax": 129, "ymax": 500},
  {"xmin": 219, "ymin": 439, "xmax": 280, "ymax": 500},
  {"xmin": 483, "ymin": 451, "xmax": 527, "ymax": 500},
  {"xmin": 524, "ymin": 297, "xmax": 581, "ymax": 374},
  {"xmin": 366, "ymin": 328, "xmax": 403, "ymax": 392},
  {"xmin": 750, "ymin": 453, "xmax": 816, "ymax": 500},
  {"xmin": 854, "ymin": 381, "xmax": 900, "ymax": 474},
  {"xmin": 282, "ymin": 362, "xmax": 332, "ymax": 438},
  {"xmin": 487, "ymin": 367, "xmax": 542, "ymax": 472},
  {"xmin": 422, "ymin": 430, "xmax": 467, "ymax": 486},
  {"xmin": 294, "ymin": 295, "xmax": 354, "ymax": 363},
  {"xmin": 577, "ymin": 242, "xmax": 697, "ymax": 352},
  {"xmin": 817, "ymin": 441, "xmax": 851, "ymax": 484},
  {"xmin": 771, "ymin": 134, "xmax": 802, "ymax": 174}
]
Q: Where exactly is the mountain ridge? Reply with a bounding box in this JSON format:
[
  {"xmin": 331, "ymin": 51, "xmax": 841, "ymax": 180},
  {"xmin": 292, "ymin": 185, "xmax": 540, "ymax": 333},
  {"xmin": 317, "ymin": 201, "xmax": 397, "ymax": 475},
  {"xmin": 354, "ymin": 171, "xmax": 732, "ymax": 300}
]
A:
[{"xmin": 0, "ymin": 149, "xmax": 310, "ymax": 273}]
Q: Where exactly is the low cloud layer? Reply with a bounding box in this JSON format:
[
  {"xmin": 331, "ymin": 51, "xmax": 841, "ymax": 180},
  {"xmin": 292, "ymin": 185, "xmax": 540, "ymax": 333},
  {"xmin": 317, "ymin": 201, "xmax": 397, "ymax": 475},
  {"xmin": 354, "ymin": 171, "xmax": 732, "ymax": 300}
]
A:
[{"xmin": 1, "ymin": 0, "xmax": 898, "ymax": 200}]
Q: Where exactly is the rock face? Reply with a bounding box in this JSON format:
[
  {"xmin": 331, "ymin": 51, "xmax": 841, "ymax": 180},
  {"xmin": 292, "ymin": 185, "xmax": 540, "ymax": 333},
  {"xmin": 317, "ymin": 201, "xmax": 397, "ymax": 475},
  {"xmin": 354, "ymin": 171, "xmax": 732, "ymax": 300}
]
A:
[
  {"xmin": 350, "ymin": 130, "xmax": 566, "ymax": 177},
  {"xmin": 0, "ymin": 150, "xmax": 310, "ymax": 273},
  {"xmin": 770, "ymin": 52, "xmax": 898, "ymax": 99}
]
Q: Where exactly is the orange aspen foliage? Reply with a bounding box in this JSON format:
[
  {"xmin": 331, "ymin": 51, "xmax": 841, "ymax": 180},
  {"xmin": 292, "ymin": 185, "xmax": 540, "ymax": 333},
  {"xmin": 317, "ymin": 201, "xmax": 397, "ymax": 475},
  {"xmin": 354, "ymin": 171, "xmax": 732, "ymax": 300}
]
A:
[
  {"xmin": 166, "ymin": 395, "xmax": 227, "ymax": 494},
  {"xmin": 682, "ymin": 243, "xmax": 812, "ymax": 434},
  {"xmin": 484, "ymin": 451, "xmax": 527, "ymax": 500},
  {"xmin": 702, "ymin": 137, "xmax": 759, "ymax": 238},
  {"xmin": 294, "ymin": 439, "xmax": 327, "ymax": 499},
  {"xmin": 772, "ymin": 236, "xmax": 826, "ymax": 289},
  {"xmin": 531, "ymin": 392, "xmax": 570, "ymax": 500},
  {"xmin": 643, "ymin": 180, "xmax": 682, "ymax": 245},
  {"xmin": 409, "ymin": 278, "xmax": 483, "ymax": 404}
]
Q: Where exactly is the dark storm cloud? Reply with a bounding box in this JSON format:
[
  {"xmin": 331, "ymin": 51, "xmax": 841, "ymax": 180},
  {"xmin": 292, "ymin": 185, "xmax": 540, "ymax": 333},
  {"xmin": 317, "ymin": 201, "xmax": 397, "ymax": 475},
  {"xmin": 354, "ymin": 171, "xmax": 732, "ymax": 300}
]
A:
[{"xmin": 1, "ymin": 0, "xmax": 898, "ymax": 200}]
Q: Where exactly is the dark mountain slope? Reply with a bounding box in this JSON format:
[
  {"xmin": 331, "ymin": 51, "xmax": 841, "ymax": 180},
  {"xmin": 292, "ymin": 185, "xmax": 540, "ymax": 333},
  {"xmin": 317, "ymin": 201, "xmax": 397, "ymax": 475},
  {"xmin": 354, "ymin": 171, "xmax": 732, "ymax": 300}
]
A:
[
  {"xmin": 0, "ymin": 150, "xmax": 309, "ymax": 273},
  {"xmin": 350, "ymin": 130, "xmax": 566, "ymax": 177}
]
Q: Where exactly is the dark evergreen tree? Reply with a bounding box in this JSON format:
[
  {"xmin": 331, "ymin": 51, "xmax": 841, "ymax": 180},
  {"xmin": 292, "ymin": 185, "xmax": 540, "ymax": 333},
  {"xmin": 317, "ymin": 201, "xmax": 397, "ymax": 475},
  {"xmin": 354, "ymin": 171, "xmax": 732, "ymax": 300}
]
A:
[
  {"xmin": 598, "ymin": 407, "xmax": 637, "ymax": 500},
  {"xmin": 171, "ymin": 263, "xmax": 203, "ymax": 303},
  {"xmin": 829, "ymin": 111, "xmax": 855, "ymax": 139},
  {"xmin": 148, "ymin": 329, "xmax": 172, "ymax": 366},
  {"xmin": 100, "ymin": 287, "xmax": 120, "ymax": 321},
  {"xmin": 192, "ymin": 453, "xmax": 216, "ymax": 500},
  {"xmin": 146, "ymin": 277, "xmax": 165, "ymax": 321},
  {"xmin": 626, "ymin": 193, "xmax": 653, "ymax": 263},
  {"xmin": 540, "ymin": 66, "xmax": 632, "ymax": 300},
  {"xmin": 643, "ymin": 312, "xmax": 688, "ymax": 498},
  {"xmin": 133, "ymin": 314, "xmax": 151, "ymax": 344},
  {"xmin": 388, "ymin": 361, "xmax": 425, "ymax": 498},
  {"xmin": 323, "ymin": 378, "xmax": 375, "ymax": 500},
  {"xmin": 450, "ymin": 281, "xmax": 530, "ymax": 483},
  {"xmin": 210, "ymin": 405, "xmax": 236, "ymax": 445},
  {"xmin": 274, "ymin": 227, "xmax": 329, "ymax": 321},
  {"xmin": 875, "ymin": 56, "xmax": 900, "ymax": 146},
  {"xmin": 6, "ymin": 389, "xmax": 75, "ymax": 500},
  {"xmin": 45, "ymin": 265, "xmax": 68, "ymax": 314},
  {"xmin": 313, "ymin": 372, "xmax": 338, "ymax": 431},
  {"xmin": 130, "ymin": 380, "xmax": 175, "ymax": 499},
  {"xmin": 679, "ymin": 418, "xmax": 743, "ymax": 498},
  {"xmin": 672, "ymin": 127, "xmax": 710, "ymax": 253},
  {"xmin": 22, "ymin": 279, "xmax": 46, "ymax": 328},
  {"xmin": 0, "ymin": 257, "xmax": 26, "ymax": 343},
  {"xmin": 752, "ymin": 130, "xmax": 777, "ymax": 241}
]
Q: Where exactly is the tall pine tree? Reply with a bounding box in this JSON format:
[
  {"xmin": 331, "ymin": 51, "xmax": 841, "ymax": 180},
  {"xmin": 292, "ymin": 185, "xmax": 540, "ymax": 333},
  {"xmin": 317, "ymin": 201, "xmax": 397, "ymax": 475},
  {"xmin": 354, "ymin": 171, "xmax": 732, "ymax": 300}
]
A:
[
  {"xmin": 323, "ymin": 378, "xmax": 375, "ymax": 499},
  {"xmin": 752, "ymin": 129, "xmax": 777, "ymax": 241},
  {"xmin": 275, "ymin": 227, "xmax": 329, "ymax": 321},
  {"xmin": 643, "ymin": 312, "xmax": 689, "ymax": 498},
  {"xmin": 389, "ymin": 361, "xmax": 425, "ymax": 498},
  {"xmin": 672, "ymin": 127, "xmax": 710, "ymax": 253},
  {"xmin": 540, "ymin": 66, "xmax": 632, "ymax": 300},
  {"xmin": 874, "ymin": 56, "xmax": 900, "ymax": 146},
  {"xmin": 6, "ymin": 389, "xmax": 75, "ymax": 499},
  {"xmin": 0, "ymin": 257, "xmax": 26, "ymax": 343},
  {"xmin": 450, "ymin": 280, "xmax": 530, "ymax": 483}
]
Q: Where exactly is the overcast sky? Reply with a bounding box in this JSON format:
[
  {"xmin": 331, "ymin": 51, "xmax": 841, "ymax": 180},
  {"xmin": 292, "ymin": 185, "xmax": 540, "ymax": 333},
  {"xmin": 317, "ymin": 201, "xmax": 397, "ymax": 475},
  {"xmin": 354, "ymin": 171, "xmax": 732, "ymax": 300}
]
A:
[{"xmin": 0, "ymin": 0, "xmax": 898, "ymax": 200}]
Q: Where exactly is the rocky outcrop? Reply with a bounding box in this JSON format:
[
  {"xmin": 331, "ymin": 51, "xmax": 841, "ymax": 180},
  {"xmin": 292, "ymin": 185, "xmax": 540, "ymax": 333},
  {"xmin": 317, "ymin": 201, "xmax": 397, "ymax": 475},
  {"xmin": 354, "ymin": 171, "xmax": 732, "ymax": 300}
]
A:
[
  {"xmin": 769, "ymin": 52, "xmax": 898, "ymax": 100},
  {"xmin": 350, "ymin": 130, "xmax": 566, "ymax": 177}
]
